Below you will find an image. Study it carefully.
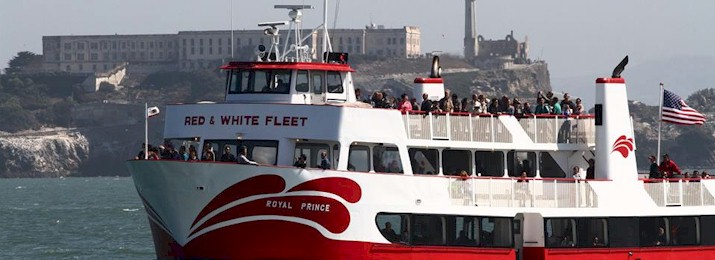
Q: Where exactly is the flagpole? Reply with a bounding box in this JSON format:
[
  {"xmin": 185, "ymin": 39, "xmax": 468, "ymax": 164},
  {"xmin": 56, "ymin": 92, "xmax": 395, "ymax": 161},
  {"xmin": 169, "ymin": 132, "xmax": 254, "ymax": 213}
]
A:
[
  {"xmin": 657, "ymin": 83, "xmax": 664, "ymax": 165},
  {"xmin": 145, "ymin": 102, "xmax": 149, "ymax": 160}
]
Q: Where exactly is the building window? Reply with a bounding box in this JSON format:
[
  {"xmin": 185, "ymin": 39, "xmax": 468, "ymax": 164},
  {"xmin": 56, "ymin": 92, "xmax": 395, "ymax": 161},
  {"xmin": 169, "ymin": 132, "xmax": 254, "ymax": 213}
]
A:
[
  {"xmin": 191, "ymin": 39, "xmax": 195, "ymax": 46},
  {"xmin": 77, "ymin": 53, "xmax": 85, "ymax": 61},
  {"xmin": 158, "ymin": 41, "xmax": 163, "ymax": 48},
  {"xmin": 140, "ymin": 42, "xmax": 144, "ymax": 49},
  {"xmin": 199, "ymin": 47, "xmax": 204, "ymax": 55},
  {"xmin": 131, "ymin": 42, "xmax": 135, "ymax": 49},
  {"xmin": 199, "ymin": 38, "xmax": 203, "ymax": 46},
  {"xmin": 209, "ymin": 38, "xmax": 213, "ymax": 45},
  {"xmin": 149, "ymin": 52, "xmax": 154, "ymax": 59},
  {"xmin": 64, "ymin": 54, "xmax": 72, "ymax": 61},
  {"xmin": 64, "ymin": 43, "xmax": 71, "ymax": 50},
  {"xmin": 66, "ymin": 65, "xmax": 71, "ymax": 71},
  {"xmin": 209, "ymin": 47, "xmax": 212, "ymax": 55},
  {"xmin": 121, "ymin": 42, "xmax": 126, "ymax": 49},
  {"xmin": 92, "ymin": 64, "xmax": 97, "ymax": 71},
  {"xmin": 77, "ymin": 42, "xmax": 85, "ymax": 50},
  {"xmin": 218, "ymin": 47, "xmax": 222, "ymax": 55},
  {"xmin": 112, "ymin": 42, "xmax": 117, "ymax": 49},
  {"xmin": 90, "ymin": 53, "xmax": 98, "ymax": 61},
  {"xmin": 90, "ymin": 42, "xmax": 98, "ymax": 49},
  {"xmin": 112, "ymin": 53, "xmax": 117, "ymax": 60},
  {"xmin": 191, "ymin": 47, "xmax": 195, "ymax": 55},
  {"xmin": 78, "ymin": 64, "xmax": 83, "ymax": 71},
  {"xmin": 237, "ymin": 38, "xmax": 241, "ymax": 45}
]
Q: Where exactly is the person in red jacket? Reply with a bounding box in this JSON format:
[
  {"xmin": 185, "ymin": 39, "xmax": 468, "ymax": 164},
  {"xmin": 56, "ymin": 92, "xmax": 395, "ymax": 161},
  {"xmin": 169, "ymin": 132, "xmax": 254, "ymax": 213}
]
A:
[{"xmin": 659, "ymin": 154, "xmax": 681, "ymax": 178}]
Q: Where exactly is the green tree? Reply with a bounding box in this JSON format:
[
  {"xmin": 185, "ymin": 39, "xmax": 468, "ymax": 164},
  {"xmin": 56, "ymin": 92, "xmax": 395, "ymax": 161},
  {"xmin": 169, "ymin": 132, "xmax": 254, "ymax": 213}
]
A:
[{"xmin": 5, "ymin": 51, "xmax": 43, "ymax": 74}]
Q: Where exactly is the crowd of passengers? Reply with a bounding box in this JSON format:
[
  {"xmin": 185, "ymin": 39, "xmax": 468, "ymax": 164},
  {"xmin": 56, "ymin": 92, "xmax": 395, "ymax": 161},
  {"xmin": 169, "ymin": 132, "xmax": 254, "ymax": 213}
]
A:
[
  {"xmin": 355, "ymin": 88, "xmax": 585, "ymax": 116},
  {"xmin": 647, "ymin": 153, "xmax": 712, "ymax": 180}
]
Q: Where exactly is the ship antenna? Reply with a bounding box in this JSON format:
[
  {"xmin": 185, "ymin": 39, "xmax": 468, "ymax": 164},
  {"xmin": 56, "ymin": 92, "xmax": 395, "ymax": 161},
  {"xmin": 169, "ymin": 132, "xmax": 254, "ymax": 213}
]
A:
[{"xmin": 611, "ymin": 55, "xmax": 629, "ymax": 78}]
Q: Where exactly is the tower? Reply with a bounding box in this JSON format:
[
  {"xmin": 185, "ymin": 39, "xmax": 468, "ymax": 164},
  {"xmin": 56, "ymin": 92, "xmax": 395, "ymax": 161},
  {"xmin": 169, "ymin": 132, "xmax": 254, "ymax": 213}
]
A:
[{"xmin": 464, "ymin": 0, "xmax": 478, "ymax": 59}]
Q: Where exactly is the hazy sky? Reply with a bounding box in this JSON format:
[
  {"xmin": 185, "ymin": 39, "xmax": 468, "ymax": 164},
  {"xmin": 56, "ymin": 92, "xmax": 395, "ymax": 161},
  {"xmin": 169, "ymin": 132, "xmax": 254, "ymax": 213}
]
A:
[{"xmin": 2, "ymin": 0, "xmax": 714, "ymax": 101}]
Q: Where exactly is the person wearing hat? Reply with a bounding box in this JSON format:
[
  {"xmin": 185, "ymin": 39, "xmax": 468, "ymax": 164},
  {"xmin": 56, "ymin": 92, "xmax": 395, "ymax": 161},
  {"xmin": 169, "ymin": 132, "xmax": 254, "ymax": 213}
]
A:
[{"xmin": 648, "ymin": 155, "xmax": 660, "ymax": 178}]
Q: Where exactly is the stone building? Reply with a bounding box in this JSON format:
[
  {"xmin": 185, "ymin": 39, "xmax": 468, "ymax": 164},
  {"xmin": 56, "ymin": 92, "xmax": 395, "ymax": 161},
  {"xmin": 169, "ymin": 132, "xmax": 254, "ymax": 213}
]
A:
[
  {"xmin": 41, "ymin": 26, "xmax": 421, "ymax": 74},
  {"xmin": 463, "ymin": 0, "xmax": 529, "ymax": 70}
]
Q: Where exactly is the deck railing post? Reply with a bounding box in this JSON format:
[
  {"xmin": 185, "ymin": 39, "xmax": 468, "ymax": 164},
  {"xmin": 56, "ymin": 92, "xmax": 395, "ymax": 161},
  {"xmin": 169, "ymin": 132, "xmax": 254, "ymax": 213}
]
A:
[
  {"xmin": 488, "ymin": 178, "xmax": 493, "ymax": 207},
  {"xmin": 490, "ymin": 115, "xmax": 496, "ymax": 143},
  {"xmin": 534, "ymin": 115, "xmax": 538, "ymax": 143},
  {"xmin": 575, "ymin": 180, "xmax": 581, "ymax": 208},
  {"xmin": 446, "ymin": 113, "xmax": 452, "ymax": 140},
  {"xmin": 553, "ymin": 116, "xmax": 558, "ymax": 143},
  {"xmin": 679, "ymin": 179, "xmax": 684, "ymax": 205},
  {"xmin": 554, "ymin": 180, "xmax": 559, "ymax": 208},
  {"xmin": 428, "ymin": 112, "xmax": 434, "ymax": 140},
  {"xmin": 469, "ymin": 114, "xmax": 474, "ymax": 142},
  {"xmin": 662, "ymin": 180, "xmax": 668, "ymax": 206},
  {"xmin": 701, "ymin": 181, "xmax": 705, "ymax": 206},
  {"xmin": 404, "ymin": 113, "xmax": 411, "ymax": 138}
]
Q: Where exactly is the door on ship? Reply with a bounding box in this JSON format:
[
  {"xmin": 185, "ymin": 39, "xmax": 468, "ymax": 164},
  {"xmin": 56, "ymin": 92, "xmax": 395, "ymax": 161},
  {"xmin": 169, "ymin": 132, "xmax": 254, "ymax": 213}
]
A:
[
  {"xmin": 311, "ymin": 71, "xmax": 326, "ymax": 104},
  {"xmin": 515, "ymin": 213, "xmax": 545, "ymax": 260}
]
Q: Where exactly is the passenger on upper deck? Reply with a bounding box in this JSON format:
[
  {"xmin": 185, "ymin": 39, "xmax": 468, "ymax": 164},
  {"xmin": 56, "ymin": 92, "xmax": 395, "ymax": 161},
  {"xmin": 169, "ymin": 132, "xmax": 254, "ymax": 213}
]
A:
[
  {"xmin": 487, "ymin": 98, "xmax": 500, "ymax": 114},
  {"xmin": 237, "ymin": 146, "xmax": 258, "ymax": 165},
  {"xmin": 452, "ymin": 94, "xmax": 462, "ymax": 112},
  {"xmin": 294, "ymin": 154, "xmax": 307, "ymax": 168},
  {"xmin": 550, "ymin": 97, "xmax": 562, "ymax": 115},
  {"xmin": 534, "ymin": 97, "xmax": 551, "ymax": 114},
  {"xmin": 523, "ymin": 101, "xmax": 532, "ymax": 114},
  {"xmin": 586, "ymin": 158, "xmax": 595, "ymax": 179},
  {"xmin": 135, "ymin": 143, "xmax": 146, "ymax": 160},
  {"xmin": 659, "ymin": 154, "xmax": 681, "ymax": 178},
  {"xmin": 648, "ymin": 155, "xmax": 660, "ymax": 178},
  {"xmin": 574, "ymin": 98, "xmax": 584, "ymax": 115},
  {"xmin": 420, "ymin": 93, "xmax": 432, "ymax": 112},
  {"xmin": 439, "ymin": 90, "xmax": 454, "ymax": 112},
  {"xmin": 398, "ymin": 94, "xmax": 413, "ymax": 111},
  {"xmin": 560, "ymin": 93, "xmax": 576, "ymax": 112},
  {"xmin": 220, "ymin": 145, "xmax": 236, "ymax": 162},
  {"xmin": 319, "ymin": 151, "xmax": 331, "ymax": 170}
]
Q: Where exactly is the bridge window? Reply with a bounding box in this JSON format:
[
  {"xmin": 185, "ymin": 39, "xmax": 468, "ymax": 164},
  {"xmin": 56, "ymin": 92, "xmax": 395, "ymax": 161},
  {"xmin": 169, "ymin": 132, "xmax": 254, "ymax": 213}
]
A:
[
  {"xmin": 312, "ymin": 71, "xmax": 324, "ymax": 94},
  {"xmin": 545, "ymin": 218, "xmax": 576, "ymax": 248},
  {"xmin": 475, "ymin": 151, "xmax": 504, "ymax": 177},
  {"xmin": 442, "ymin": 150, "xmax": 471, "ymax": 176},
  {"xmin": 231, "ymin": 69, "xmax": 291, "ymax": 94},
  {"xmin": 507, "ymin": 151, "xmax": 536, "ymax": 177},
  {"xmin": 296, "ymin": 70, "xmax": 310, "ymax": 92},
  {"xmin": 373, "ymin": 145, "xmax": 403, "ymax": 173},
  {"xmin": 639, "ymin": 217, "xmax": 668, "ymax": 247},
  {"xmin": 608, "ymin": 217, "xmax": 639, "ymax": 247},
  {"xmin": 701, "ymin": 216, "xmax": 715, "ymax": 245},
  {"xmin": 326, "ymin": 71, "xmax": 344, "ymax": 93},
  {"xmin": 409, "ymin": 148, "xmax": 439, "ymax": 175},
  {"xmin": 669, "ymin": 216, "xmax": 698, "ymax": 246},
  {"xmin": 348, "ymin": 145, "xmax": 370, "ymax": 172}
]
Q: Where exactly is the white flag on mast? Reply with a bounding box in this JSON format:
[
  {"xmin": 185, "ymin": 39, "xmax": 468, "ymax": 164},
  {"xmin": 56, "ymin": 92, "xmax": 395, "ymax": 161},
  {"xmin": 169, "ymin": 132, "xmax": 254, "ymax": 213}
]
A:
[{"xmin": 147, "ymin": 106, "xmax": 160, "ymax": 118}]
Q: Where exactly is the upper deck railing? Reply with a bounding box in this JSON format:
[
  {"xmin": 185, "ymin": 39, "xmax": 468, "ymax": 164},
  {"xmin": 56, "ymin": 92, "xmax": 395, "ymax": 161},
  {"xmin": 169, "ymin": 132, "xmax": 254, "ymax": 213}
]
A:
[
  {"xmin": 402, "ymin": 112, "xmax": 595, "ymax": 145},
  {"xmin": 448, "ymin": 177, "xmax": 598, "ymax": 208},
  {"xmin": 643, "ymin": 179, "xmax": 715, "ymax": 207}
]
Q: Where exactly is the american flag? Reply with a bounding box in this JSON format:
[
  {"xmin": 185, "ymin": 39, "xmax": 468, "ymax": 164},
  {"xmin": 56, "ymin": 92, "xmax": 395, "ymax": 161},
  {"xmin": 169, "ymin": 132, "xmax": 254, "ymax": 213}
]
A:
[{"xmin": 662, "ymin": 89, "xmax": 706, "ymax": 125}]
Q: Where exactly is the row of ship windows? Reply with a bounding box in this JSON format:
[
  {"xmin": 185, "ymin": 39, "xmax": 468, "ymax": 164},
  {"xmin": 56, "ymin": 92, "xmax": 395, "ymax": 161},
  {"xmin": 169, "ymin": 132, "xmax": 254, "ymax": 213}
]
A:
[
  {"xmin": 376, "ymin": 214, "xmax": 715, "ymax": 248},
  {"xmin": 176, "ymin": 139, "xmax": 568, "ymax": 178},
  {"xmin": 227, "ymin": 70, "xmax": 344, "ymax": 95}
]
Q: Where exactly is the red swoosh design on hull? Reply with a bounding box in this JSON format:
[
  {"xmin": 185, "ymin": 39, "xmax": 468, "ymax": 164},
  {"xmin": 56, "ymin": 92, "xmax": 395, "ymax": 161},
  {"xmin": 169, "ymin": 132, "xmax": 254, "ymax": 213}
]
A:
[
  {"xmin": 190, "ymin": 195, "xmax": 350, "ymax": 237},
  {"xmin": 191, "ymin": 174, "xmax": 286, "ymax": 227},
  {"xmin": 287, "ymin": 177, "xmax": 362, "ymax": 203}
]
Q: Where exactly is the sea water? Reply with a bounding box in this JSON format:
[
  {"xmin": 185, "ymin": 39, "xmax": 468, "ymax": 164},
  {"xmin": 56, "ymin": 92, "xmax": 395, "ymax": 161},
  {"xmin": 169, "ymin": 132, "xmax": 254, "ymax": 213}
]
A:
[{"xmin": 0, "ymin": 177, "xmax": 154, "ymax": 259}]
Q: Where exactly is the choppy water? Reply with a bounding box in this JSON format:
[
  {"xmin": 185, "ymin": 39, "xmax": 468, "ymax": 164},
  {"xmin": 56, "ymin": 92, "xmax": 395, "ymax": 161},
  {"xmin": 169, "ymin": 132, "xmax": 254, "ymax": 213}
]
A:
[{"xmin": 0, "ymin": 177, "xmax": 154, "ymax": 259}]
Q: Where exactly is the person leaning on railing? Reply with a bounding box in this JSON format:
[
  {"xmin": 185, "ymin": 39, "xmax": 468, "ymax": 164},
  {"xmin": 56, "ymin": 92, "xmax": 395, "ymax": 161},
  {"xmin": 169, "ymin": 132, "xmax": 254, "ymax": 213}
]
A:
[{"xmin": 659, "ymin": 154, "xmax": 681, "ymax": 178}]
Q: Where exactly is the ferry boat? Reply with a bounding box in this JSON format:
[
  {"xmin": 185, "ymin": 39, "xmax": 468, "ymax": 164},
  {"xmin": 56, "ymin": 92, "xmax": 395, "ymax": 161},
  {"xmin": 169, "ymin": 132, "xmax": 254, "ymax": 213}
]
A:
[{"xmin": 127, "ymin": 3, "xmax": 715, "ymax": 260}]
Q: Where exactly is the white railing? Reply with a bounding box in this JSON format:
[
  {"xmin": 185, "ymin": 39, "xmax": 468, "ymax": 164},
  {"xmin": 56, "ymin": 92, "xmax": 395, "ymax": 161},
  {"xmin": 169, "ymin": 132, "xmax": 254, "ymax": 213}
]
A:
[
  {"xmin": 643, "ymin": 179, "xmax": 715, "ymax": 206},
  {"xmin": 517, "ymin": 115, "xmax": 595, "ymax": 144},
  {"xmin": 447, "ymin": 178, "xmax": 598, "ymax": 208},
  {"xmin": 403, "ymin": 113, "xmax": 512, "ymax": 142},
  {"xmin": 403, "ymin": 112, "xmax": 595, "ymax": 144}
]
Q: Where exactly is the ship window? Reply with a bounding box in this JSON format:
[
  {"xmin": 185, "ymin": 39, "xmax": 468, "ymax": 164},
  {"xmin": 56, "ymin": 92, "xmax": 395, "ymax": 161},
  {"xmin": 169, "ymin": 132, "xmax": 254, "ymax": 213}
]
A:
[
  {"xmin": 481, "ymin": 217, "xmax": 513, "ymax": 247},
  {"xmin": 608, "ymin": 217, "xmax": 639, "ymax": 247},
  {"xmin": 576, "ymin": 218, "xmax": 607, "ymax": 247},
  {"xmin": 235, "ymin": 70, "xmax": 291, "ymax": 94},
  {"xmin": 312, "ymin": 71, "xmax": 324, "ymax": 94},
  {"xmin": 507, "ymin": 151, "xmax": 536, "ymax": 177},
  {"xmin": 326, "ymin": 71, "xmax": 343, "ymax": 93},
  {"xmin": 442, "ymin": 150, "xmax": 471, "ymax": 176},
  {"xmin": 228, "ymin": 70, "xmax": 249, "ymax": 94},
  {"xmin": 348, "ymin": 145, "xmax": 370, "ymax": 172},
  {"xmin": 408, "ymin": 148, "xmax": 438, "ymax": 175},
  {"xmin": 668, "ymin": 216, "xmax": 698, "ymax": 245},
  {"xmin": 296, "ymin": 70, "xmax": 310, "ymax": 92},
  {"xmin": 701, "ymin": 216, "xmax": 715, "ymax": 245},
  {"xmin": 475, "ymin": 151, "xmax": 504, "ymax": 177},
  {"xmin": 412, "ymin": 215, "xmax": 446, "ymax": 246},
  {"xmin": 545, "ymin": 218, "xmax": 576, "ymax": 248},
  {"xmin": 540, "ymin": 152, "xmax": 566, "ymax": 178},
  {"xmin": 639, "ymin": 217, "xmax": 668, "ymax": 247},
  {"xmin": 373, "ymin": 145, "xmax": 402, "ymax": 174},
  {"xmin": 449, "ymin": 216, "xmax": 479, "ymax": 247},
  {"xmin": 295, "ymin": 143, "xmax": 330, "ymax": 169},
  {"xmin": 376, "ymin": 213, "xmax": 409, "ymax": 244},
  {"xmin": 205, "ymin": 140, "xmax": 278, "ymax": 165}
]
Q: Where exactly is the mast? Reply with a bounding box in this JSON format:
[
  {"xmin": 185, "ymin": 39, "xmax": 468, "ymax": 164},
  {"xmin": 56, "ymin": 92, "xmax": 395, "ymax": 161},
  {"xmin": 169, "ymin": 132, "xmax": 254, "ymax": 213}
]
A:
[
  {"xmin": 322, "ymin": 0, "xmax": 328, "ymax": 62},
  {"xmin": 230, "ymin": 0, "xmax": 234, "ymax": 58},
  {"xmin": 657, "ymin": 83, "xmax": 664, "ymax": 164}
]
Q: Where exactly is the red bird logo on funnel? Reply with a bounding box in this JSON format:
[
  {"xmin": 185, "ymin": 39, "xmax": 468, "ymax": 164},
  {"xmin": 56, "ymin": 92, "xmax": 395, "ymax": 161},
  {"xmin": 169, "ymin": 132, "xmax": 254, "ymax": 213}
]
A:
[{"xmin": 611, "ymin": 135, "xmax": 634, "ymax": 158}]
